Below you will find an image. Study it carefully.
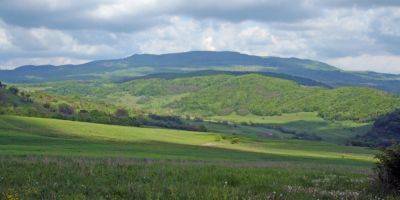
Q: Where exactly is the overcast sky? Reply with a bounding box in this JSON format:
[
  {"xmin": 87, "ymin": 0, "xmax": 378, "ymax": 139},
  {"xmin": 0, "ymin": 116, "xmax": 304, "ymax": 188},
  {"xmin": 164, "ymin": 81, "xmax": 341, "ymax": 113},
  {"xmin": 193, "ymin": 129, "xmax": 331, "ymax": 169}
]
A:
[{"xmin": 0, "ymin": 0, "xmax": 399, "ymax": 73}]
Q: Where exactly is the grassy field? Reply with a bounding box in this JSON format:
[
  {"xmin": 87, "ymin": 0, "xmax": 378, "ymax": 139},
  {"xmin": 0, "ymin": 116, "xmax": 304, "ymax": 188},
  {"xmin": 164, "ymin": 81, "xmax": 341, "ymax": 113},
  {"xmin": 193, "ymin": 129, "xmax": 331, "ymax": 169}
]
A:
[
  {"xmin": 209, "ymin": 112, "xmax": 371, "ymax": 144},
  {"xmin": 0, "ymin": 115, "xmax": 385, "ymax": 199},
  {"xmin": 0, "ymin": 115, "xmax": 374, "ymax": 163},
  {"xmin": 0, "ymin": 156, "xmax": 380, "ymax": 199},
  {"xmin": 210, "ymin": 112, "xmax": 323, "ymax": 124}
]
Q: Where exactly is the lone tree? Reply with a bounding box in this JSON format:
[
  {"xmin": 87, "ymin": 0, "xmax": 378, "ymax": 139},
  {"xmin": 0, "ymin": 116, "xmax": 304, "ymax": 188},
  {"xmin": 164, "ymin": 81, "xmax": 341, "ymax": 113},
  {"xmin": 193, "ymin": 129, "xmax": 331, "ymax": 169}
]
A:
[
  {"xmin": 58, "ymin": 103, "xmax": 74, "ymax": 115},
  {"xmin": 374, "ymin": 145, "xmax": 400, "ymax": 195},
  {"xmin": 114, "ymin": 108, "xmax": 129, "ymax": 118},
  {"xmin": 0, "ymin": 81, "xmax": 6, "ymax": 89}
]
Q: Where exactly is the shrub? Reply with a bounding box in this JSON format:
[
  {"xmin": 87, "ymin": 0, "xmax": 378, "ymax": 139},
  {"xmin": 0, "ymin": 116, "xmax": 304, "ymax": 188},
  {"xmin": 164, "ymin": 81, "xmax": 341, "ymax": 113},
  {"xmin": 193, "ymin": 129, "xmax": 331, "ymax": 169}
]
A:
[
  {"xmin": 374, "ymin": 145, "xmax": 400, "ymax": 195},
  {"xmin": 214, "ymin": 135, "xmax": 222, "ymax": 142},
  {"xmin": 8, "ymin": 86, "xmax": 19, "ymax": 95},
  {"xmin": 231, "ymin": 137, "xmax": 240, "ymax": 144},
  {"xmin": 114, "ymin": 108, "xmax": 129, "ymax": 118},
  {"xmin": 43, "ymin": 102, "xmax": 51, "ymax": 109}
]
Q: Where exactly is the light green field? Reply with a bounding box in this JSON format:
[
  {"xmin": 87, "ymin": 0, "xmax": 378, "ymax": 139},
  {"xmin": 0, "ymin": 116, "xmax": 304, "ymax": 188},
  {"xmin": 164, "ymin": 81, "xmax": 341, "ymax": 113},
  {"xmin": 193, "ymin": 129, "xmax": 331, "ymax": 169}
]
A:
[
  {"xmin": 0, "ymin": 115, "xmax": 375, "ymax": 165},
  {"xmin": 209, "ymin": 112, "xmax": 371, "ymax": 144},
  {"xmin": 210, "ymin": 112, "xmax": 323, "ymax": 124}
]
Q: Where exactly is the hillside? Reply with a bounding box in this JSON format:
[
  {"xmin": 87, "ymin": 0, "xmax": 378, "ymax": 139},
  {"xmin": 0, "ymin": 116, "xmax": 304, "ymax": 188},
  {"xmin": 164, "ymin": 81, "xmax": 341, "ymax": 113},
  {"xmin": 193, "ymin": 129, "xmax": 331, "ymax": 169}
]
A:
[
  {"xmin": 351, "ymin": 109, "xmax": 400, "ymax": 147},
  {"xmin": 35, "ymin": 73, "xmax": 400, "ymax": 122},
  {"xmin": 170, "ymin": 74, "xmax": 400, "ymax": 121},
  {"xmin": 0, "ymin": 82, "xmax": 45, "ymax": 115},
  {"xmin": 2, "ymin": 51, "xmax": 400, "ymax": 94}
]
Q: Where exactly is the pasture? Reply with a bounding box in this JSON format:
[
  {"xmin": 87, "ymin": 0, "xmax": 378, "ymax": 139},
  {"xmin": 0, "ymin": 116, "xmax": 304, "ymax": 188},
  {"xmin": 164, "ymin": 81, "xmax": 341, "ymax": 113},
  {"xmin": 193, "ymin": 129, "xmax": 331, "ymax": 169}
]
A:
[{"xmin": 0, "ymin": 115, "xmax": 385, "ymax": 199}]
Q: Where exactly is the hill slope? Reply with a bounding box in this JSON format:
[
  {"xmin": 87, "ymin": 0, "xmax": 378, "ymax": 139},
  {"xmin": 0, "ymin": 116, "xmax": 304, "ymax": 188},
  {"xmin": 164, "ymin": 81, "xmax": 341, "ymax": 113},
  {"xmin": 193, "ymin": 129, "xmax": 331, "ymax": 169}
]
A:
[
  {"xmin": 2, "ymin": 51, "xmax": 400, "ymax": 93},
  {"xmin": 352, "ymin": 109, "xmax": 400, "ymax": 147},
  {"xmin": 34, "ymin": 73, "xmax": 400, "ymax": 122},
  {"xmin": 170, "ymin": 74, "xmax": 400, "ymax": 121}
]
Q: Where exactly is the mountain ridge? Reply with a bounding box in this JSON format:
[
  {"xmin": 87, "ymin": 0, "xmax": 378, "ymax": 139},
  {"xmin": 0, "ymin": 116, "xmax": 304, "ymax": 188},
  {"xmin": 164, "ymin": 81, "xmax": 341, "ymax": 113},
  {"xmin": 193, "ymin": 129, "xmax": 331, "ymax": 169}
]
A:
[{"xmin": 1, "ymin": 51, "xmax": 400, "ymax": 94}]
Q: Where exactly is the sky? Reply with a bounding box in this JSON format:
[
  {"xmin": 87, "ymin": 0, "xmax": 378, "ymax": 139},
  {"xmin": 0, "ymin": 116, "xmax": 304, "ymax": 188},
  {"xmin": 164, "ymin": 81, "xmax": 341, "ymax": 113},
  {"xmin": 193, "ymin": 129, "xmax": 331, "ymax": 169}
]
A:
[{"xmin": 0, "ymin": 0, "xmax": 399, "ymax": 73}]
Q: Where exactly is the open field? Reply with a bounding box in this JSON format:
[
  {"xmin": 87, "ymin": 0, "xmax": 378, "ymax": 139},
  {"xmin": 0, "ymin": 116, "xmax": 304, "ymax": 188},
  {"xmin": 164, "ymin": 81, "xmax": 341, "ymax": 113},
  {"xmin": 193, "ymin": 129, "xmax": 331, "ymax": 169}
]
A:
[
  {"xmin": 0, "ymin": 115, "xmax": 386, "ymax": 199},
  {"xmin": 209, "ymin": 112, "xmax": 371, "ymax": 144},
  {"xmin": 0, "ymin": 115, "xmax": 375, "ymax": 164}
]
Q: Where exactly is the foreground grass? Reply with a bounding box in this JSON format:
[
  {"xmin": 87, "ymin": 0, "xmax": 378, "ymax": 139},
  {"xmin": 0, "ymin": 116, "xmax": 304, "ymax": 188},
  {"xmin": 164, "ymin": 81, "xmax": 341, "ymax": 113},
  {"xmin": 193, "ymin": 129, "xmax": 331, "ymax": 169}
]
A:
[
  {"xmin": 0, "ymin": 115, "xmax": 385, "ymax": 199},
  {"xmin": 0, "ymin": 156, "xmax": 379, "ymax": 200}
]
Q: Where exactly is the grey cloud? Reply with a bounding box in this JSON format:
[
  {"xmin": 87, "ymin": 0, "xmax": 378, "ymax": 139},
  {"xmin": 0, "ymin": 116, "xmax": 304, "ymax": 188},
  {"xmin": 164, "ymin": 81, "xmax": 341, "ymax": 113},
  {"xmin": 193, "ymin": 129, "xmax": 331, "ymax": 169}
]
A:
[
  {"xmin": 0, "ymin": 0, "xmax": 398, "ymax": 33},
  {"xmin": 319, "ymin": 0, "xmax": 400, "ymax": 8},
  {"xmin": 0, "ymin": 0, "xmax": 322, "ymax": 32},
  {"xmin": 0, "ymin": 0, "xmax": 168, "ymax": 32},
  {"xmin": 173, "ymin": 0, "xmax": 322, "ymax": 23}
]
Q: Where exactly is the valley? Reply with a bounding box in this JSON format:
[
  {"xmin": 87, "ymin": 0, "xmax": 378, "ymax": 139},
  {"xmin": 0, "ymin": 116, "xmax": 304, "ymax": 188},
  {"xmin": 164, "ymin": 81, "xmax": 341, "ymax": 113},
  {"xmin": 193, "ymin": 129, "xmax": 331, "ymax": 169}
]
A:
[{"xmin": 1, "ymin": 52, "xmax": 400, "ymax": 199}]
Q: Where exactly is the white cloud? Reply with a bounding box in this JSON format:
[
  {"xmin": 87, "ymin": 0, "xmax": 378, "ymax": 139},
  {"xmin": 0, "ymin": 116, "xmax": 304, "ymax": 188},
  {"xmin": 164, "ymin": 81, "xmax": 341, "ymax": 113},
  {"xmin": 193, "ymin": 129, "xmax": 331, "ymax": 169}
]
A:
[
  {"xmin": 0, "ymin": 57, "xmax": 89, "ymax": 69},
  {"xmin": 327, "ymin": 54, "xmax": 400, "ymax": 74},
  {"xmin": 130, "ymin": 18, "xmax": 312, "ymax": 58},
  {"xmin": 87, "ymin": 0, "xmax": 166, "ymax": 20},
  {"xmin": 0, "ymin": 28, "xmax": 13, "ymax": 51}
]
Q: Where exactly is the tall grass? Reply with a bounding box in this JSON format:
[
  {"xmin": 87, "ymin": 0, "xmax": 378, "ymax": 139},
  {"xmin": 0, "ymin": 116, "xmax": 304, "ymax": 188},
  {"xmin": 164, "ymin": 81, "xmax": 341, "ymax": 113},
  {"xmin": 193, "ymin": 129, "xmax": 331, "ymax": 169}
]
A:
[{"xmin": 0, "ymin": 156, "xmax": 378, "ymax": 200}]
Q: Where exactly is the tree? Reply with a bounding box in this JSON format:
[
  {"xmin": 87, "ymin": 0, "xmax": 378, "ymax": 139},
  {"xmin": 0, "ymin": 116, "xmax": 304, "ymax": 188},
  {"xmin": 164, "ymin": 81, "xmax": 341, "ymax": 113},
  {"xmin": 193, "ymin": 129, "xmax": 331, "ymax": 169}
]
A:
[
  {"xmin": 0, "ymin": 91, "xmax": 6, "ymax": 104},
  {"xmin": 114, "ymin": 108, "xmax": 129, "ymax": 118},
  {"xmin": 58, "ymin": 103, "xmax": 74, "ymax": 115},
  {"xmin": 374, "ymin": 145, "xmax": 400, "ymax": 195},
  {"xmin": 0, "ymin": 81, "xmax": 6, "ymax": 89}
]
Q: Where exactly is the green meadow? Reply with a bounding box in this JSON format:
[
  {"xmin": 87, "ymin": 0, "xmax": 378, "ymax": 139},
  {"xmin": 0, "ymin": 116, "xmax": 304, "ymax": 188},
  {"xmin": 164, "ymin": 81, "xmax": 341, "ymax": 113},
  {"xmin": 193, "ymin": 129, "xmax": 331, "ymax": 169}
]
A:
[
  {"xmin": 0, "ymin": 115, "xmax": 387, "ymax": 199},
  {"xmin": 209, "ymin": 112, "xmax": 371, "ymax": 144},
  {"xmin": 0, "ymin": 115, "xmax": 374, "ymax": 163}
]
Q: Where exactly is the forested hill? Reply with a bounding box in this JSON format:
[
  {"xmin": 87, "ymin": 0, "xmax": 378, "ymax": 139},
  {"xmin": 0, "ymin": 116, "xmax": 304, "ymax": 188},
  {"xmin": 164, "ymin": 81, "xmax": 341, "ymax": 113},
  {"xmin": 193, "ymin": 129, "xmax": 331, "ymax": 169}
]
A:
[
  {"xmin": 117, "ymin": 70, "xmax": 331, "ymax": 88},
  {"xmin": 164, "ymin": 74, "xmax": 400, "ymax": 121},
  {"xmin": 39, "ymin": 73, "xmax": 400, "ymax": 122},
  {"xmin": 352, "ymin": 109, "xmax": 400, "ymax": 147},
  {"xmin": 1, "ymin": 51, "xmax": 400, "ymax": 94}
]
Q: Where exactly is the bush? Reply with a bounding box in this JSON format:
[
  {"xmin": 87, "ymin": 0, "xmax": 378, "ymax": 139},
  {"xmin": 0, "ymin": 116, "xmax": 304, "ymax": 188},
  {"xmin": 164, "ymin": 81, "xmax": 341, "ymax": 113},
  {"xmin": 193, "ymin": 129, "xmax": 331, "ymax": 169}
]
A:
[
  {"xmin": 8, "ymin": 86, "xmax": 19, "ymax": 95},
  {"xmin": 374, "ymin": 145, "xmax": 400, "ymax": 195},
  {"xmin": 231, "ymin": 137, "xmax": 240, "ymax": 144},
  {"xmin": 114, "ymin": 108, "xmax": 129, "ymax": 118},
  {"xmin": 214, "ymin": 135, "xmax": 222, "ymax": 142}
]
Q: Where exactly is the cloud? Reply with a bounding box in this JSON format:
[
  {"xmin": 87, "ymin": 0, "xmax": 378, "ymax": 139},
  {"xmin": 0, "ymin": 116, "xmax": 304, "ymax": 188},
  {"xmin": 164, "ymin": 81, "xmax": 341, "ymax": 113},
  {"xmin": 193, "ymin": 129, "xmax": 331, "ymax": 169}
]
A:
[
  {"xmin": 0, "ymin": 0, "xmax": 167, "ymax": 32},
  {"xmin": 0, "ymin": 0, "xmax": 400, "ymax": 73},
  {"xmin": 128, "ymin": 18, "xmax": 312, "ymax": 58},
  {"xmin": 0, "ymin": 57, "xmax": 89, "ymax": 69},
  {"xmin": 174, "ymin": 0, "xmax": 320, "ymax": 23},
  {"xmin": 327, "ymin": 54, "xmax": 400, "ymax": 74},
  {"xmin": 319, "ymin": 0, "xmax": 400, "ymax": 8},
  {"xmin": 0, "ymin": 20, "xmax": 121, "ymax": 68},
  {"xmin": 0, "ymin": 0, "xmax": 322, "ymax": 32}
]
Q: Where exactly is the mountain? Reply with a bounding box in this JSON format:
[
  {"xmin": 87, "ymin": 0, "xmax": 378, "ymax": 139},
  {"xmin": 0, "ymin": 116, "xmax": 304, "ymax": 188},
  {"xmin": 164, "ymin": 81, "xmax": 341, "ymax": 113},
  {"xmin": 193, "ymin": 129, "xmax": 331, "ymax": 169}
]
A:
[{"xmin": 1, "ymin": 51, "xmax": 400, "ymax": 93}]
